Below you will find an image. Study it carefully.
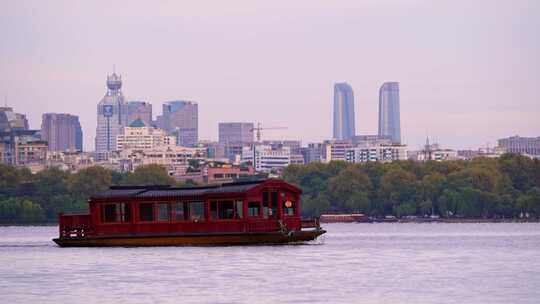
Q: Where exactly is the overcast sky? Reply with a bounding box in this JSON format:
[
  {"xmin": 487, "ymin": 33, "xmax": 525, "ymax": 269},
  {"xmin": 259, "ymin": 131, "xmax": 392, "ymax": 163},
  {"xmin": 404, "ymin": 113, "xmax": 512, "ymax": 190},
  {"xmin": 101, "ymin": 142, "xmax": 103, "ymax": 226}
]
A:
[{"xmin": 1, "ymin": 0, "xmax": 539, "ymax": 151}]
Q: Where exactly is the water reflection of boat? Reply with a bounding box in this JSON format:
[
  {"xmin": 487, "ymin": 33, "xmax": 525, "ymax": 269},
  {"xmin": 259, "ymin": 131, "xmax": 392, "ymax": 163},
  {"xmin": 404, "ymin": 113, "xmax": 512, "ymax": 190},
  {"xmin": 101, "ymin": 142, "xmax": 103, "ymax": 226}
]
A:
[{"xmin": 53, "ymin": 179, "xmax": 325, "ymax": 247}]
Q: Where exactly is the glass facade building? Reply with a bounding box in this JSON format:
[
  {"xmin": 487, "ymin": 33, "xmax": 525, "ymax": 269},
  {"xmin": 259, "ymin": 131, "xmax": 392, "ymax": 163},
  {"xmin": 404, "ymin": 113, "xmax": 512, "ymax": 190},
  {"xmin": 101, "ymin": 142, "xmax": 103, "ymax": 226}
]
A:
[
  {"xmin": 378, "ymin": 82, "xmax": 401, "ymax": 144},
  {"xmin": 161, "ymin": 101, "xmax": 198, "ymax": 147},
  {"xmin": 333, "ymin": 82, "xmax": 355, "ymax": 140}
]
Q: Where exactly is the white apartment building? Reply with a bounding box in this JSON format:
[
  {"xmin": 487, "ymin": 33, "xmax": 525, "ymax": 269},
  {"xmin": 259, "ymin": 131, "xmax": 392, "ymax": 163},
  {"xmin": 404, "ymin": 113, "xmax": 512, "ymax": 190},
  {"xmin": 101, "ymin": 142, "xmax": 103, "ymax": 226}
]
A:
[
  {"xmin": 242, "ymin": 145, "xmax": 290, "ymax": 172},
  {"xmin": 416, "ymin": 149, "xmax": 459, "ymax": 161},
  {"xmin": 116, "ymin": 122, "xmax": 176, "ymax": 152},
  {"xmin": 324, "ymin": 140, "xmax": 354, "ymax": 162},
  {"xmin": 114, "ymin": 145, "xmax": 206, "ymax": 177},
  {"xmin": 346, "ymin": 144, "xmax": 407, "ymax": 163}
]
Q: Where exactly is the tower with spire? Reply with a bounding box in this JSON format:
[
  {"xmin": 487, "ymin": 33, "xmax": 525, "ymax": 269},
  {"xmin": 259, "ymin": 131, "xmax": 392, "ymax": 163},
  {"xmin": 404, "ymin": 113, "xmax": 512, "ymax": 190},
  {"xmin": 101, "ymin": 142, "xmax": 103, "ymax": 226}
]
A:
[{"xmin": 95, "ymin": 71, "xmax": 129, "ymax": 156}]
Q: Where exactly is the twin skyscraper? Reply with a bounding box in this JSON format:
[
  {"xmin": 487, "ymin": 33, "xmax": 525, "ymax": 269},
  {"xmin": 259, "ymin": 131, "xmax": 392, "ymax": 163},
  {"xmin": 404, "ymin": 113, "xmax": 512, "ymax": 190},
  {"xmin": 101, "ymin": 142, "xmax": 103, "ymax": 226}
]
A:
[{"xmin": 333, "ymin": 82, "xmax": 401, "ymax": 144}]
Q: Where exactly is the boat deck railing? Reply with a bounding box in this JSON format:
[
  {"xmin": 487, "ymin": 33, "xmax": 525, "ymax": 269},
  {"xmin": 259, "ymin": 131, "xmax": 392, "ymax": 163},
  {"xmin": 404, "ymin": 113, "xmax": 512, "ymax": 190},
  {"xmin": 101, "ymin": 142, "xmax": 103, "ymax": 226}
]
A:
[{"xmin": 59, "ymin": 213, "xmax": 93, "ymax": 238}]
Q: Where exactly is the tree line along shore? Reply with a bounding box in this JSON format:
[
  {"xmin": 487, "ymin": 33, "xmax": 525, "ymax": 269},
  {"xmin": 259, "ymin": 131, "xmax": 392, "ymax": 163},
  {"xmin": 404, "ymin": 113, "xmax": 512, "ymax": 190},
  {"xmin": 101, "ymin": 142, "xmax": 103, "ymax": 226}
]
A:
[{"xmin": 0, "ymin": 154, "xmax": 539, "ymax": 224}]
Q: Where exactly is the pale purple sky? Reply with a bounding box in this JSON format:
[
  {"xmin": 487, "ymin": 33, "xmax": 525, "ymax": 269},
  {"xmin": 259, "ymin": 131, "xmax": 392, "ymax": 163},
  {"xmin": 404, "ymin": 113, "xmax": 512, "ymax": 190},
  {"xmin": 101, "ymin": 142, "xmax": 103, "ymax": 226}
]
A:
[{"xmin": 1, "ymin": 0, "xmax": 539, "ymax": 151}]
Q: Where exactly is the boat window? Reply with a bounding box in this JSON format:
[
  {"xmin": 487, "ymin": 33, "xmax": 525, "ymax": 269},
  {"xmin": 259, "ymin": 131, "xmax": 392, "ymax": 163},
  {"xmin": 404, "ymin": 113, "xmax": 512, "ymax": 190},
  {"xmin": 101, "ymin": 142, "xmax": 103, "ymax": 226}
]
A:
[
  {"xmin": 235, "ymin": 201, "xmax": 243, "ymax": 219},
  {"xmin": 218, "ymin": 200, "xmax": 235, "ymax": 219},
  {"xmin": 262, "ymin": 192, "xmax": 269, "ymax": 219},
  {"xmin": 173, "ymin": 202, "xmax": 187, "ymax": 221},
  {"xmin": 158, "ymin": 203, "xmax": 170, "ymax": 221},
  {"xmin": 248, "ymin": 201, "xmax": 260, "ymax": 217},
  {"xmin": 139, "ymin": 203, "xmax": 154, "ymax": 221},
  {"xmin": 270, "ymin": 192, "xmax": 278, "ymax": 218},
  {"xmin": 120, "ymin": 203, "xmax": 131, "ymax": 222},
  {"xmin": 190, "ymin": 201, "xmax": 204, "ymax": 221},
  {"xmin": 210, "ymin": 201, "xmax": 218, "ymax": 220},
  {"xmin": 102, "ymin": 204, "xmax": 117, "ymax": 222},
  {"xmin": 283, "ymin": 200, "xmax": 295, "ymax": 216},
  {"xmin": 101, "ymin": 203, "xmax": 130, "ymax": 223}
]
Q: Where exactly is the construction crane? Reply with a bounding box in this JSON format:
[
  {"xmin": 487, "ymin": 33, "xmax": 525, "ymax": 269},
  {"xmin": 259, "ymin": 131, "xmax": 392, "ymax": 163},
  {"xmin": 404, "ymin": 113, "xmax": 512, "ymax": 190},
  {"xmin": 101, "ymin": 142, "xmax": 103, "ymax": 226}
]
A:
[{"xmin": 251, "ymin": 122, "xmax": 288, "ymax": 142}]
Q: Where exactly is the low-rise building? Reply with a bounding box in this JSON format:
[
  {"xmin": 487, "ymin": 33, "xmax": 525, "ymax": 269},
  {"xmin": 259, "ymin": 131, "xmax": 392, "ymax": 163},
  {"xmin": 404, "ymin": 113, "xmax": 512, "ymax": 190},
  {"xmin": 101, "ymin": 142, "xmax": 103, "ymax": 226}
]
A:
[
  {"xmin": 346, "ymin": 144, "xmax": 407, "ymax": 163},
  {"xmin": 261, "ymin": 140, "xmax": 302, "ymax": 155},
  {"xmin": 204, "ymin": 165, "xmax": 256, "ymax": 184},
  {"xmin": 290, "ymin": 154, "xmax": 305, "ymax": 165},
  {"xmin": 112, "ymin": 145, "xmax": 206, "ymax": 179},
  {"xmin": 301, "ymin": 143, "xmax": 324, "ymax": 163},
  {"xmin": 116, "ymin": 119, "xmax": 176, "ymax": 152},
  {"xmin": 242, "ymin": 145, "xmax": 290, "ymax": 173},
  {"xmin": 46, "ymin": 151, "xmax": 95, "ymax": 172},
  {"xmin": 323, "ymin": 140, "xmax": 353, "ymax": 162},
  {"xmin": 498, "ymin": 136, "xmax": 540, "ymax": 157},
  {"xmin": 0, "ymin": 129, "xmax": 47, "ymax": 169}
]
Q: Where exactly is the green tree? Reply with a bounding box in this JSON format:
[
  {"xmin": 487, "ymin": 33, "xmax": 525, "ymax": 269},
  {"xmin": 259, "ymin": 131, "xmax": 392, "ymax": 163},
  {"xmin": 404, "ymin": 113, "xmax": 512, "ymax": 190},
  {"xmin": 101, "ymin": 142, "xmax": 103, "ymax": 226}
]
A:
[
  {"xmin": 69, "ymin": 166, "xmax": 112, "ymax": 200},
  {"xmin": 498, "ymin": 154, "xmax": 535, "ymax": 192},
  {"xmin": 123, "ymin": 165, "xmax": 176, "ymax": 185},
  {"xmin": 327, "ymin": 166, "xmax": 373, "ymax": 213},
  {"xmin": 395, "ymin": 202, "xmax": 417, "ymax": 217},
  {"xmin": 301, "ymin": 195, "xmax": 331, "ymax": 217},
  {"xmin": 0, "ymin": 198, "xmax": 45, "ymax": 223},
  {"xmin": 380, "ymin": 168, "xmax": 418, "ymax": 215}
]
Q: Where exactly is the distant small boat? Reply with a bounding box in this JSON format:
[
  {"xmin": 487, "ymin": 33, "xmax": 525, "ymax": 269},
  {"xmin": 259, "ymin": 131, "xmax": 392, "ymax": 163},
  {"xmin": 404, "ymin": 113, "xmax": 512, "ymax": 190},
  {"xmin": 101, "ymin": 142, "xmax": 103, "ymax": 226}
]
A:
[
  {"xmin": 371, "ymin": 216, "xmax": 398, "ymax": 223},
  {"xmin": 53, "ymin": 179, "xmax": 325, "ymax": 247},
  {"xmin": 319, "ymin": 214, "xmax": 371, "ymax": 223}
]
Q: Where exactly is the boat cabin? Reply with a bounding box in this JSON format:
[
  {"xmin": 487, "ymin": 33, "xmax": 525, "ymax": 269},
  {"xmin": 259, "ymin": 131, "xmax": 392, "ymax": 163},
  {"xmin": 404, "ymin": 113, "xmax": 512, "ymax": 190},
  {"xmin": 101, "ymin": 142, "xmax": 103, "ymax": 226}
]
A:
[{"xmin": 59, "ymin": 179, "xmax": 312, "ymax": 239}]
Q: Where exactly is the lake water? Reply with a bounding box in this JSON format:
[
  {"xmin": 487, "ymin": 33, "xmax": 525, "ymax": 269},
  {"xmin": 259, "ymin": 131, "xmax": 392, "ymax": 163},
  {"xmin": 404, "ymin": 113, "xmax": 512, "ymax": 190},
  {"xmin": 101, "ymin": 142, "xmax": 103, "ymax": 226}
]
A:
[{"xmin": 0, "ymin": 223, "xmax": 539, "ymax": 304}]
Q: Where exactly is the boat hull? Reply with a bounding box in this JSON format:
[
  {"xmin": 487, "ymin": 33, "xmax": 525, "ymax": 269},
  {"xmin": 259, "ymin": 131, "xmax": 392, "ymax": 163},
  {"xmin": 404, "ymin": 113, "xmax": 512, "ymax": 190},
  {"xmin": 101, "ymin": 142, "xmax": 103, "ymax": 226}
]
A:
[{"xmin": 52, "ymin": 230, "xmax": 326, "ymax": 247}]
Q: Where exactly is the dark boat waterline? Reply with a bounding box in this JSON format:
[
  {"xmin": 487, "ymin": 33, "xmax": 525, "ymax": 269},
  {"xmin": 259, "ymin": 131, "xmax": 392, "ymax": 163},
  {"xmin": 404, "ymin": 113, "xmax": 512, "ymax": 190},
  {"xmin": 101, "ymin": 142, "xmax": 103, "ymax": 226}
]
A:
[{"xmin": 53, "ymin": 229, "xmax": 326, "ymax": 247}]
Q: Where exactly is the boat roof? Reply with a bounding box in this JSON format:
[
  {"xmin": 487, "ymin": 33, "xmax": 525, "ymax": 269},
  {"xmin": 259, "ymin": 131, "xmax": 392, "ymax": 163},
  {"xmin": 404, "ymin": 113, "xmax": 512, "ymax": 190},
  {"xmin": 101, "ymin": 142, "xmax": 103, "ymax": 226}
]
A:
[{"xmin": 90, "ymin": 179, "xmax": 299, "ymax": 201}]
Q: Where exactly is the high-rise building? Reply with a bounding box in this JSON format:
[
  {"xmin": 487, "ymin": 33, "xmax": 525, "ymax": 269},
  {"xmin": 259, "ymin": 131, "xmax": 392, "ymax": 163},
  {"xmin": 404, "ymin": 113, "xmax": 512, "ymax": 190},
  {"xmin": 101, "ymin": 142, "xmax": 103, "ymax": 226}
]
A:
[
  {"xmin": 378, "ymin": 82, "xmax": 401, "ymax": 144},
  {"xmin": 127, "ymin": 101, "xmax": 152, "ymax": 126},
  {"xmin": 41, "ymin": 113, "xmax": 83, "ymax": 152},
  {"xmin": 0, "ymin": 107, "xmax": 44, "ymax": 167},
  {"xmin": 333, "ymin": 82, "xmax": 356, "ymax": 140},
  {"xmin": 218, "ymin": 123, "xmax": 254, "ymax": 145},
  {"xmin": 95, "ymin": 72, "xmax": 129, "ymax": 153},
  {"xmin": 0, "ymin": 107, "xmax": 29, "ymax": 131},
  {"xmin": 161, "ymin": 101, "xmax": 198, "ymax": 147}
]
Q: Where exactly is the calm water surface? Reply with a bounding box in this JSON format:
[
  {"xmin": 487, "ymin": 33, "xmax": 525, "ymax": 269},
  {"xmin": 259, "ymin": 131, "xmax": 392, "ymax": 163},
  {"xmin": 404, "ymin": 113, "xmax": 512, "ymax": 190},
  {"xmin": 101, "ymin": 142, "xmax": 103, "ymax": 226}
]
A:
[{"xmin": 0, "ymin": 223, "xmax": 539, "ymax": 304}]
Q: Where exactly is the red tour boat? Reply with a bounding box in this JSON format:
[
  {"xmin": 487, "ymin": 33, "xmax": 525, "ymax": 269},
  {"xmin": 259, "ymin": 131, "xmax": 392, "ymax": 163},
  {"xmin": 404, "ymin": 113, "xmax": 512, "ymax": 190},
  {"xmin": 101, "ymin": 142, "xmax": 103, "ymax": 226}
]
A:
[{"xmin": 53, "ymin": 179, "xmax": 325, "ymax": 247}]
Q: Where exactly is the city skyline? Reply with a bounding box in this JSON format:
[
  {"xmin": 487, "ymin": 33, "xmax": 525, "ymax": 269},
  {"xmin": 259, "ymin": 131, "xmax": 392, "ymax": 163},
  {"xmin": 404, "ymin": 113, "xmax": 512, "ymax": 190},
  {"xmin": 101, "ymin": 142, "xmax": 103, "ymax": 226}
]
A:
[{"xmin": 2, "ymin": 1, "xmax": 539, "ymax": 150}]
